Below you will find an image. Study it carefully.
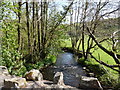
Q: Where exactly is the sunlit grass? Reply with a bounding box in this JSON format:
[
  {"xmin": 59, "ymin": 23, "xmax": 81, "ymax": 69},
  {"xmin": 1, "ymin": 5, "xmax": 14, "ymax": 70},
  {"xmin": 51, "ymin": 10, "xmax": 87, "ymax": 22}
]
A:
[
  {"xmin": 92, "ymin": 47, "xmax": 116, "ymax": 65},
  {"xmin": 60, "ymin": 39, "xmax": 72, "ymax": 47},
  {"xmin": 61, "ymin": 37, "xmax": 116, "ymax": 65},
  {"xmin": 60, "ymin": 38, "xmax": 119, "ymax": 70},
  {"xmin": 91, "ymin": 41, "xmax": 116, "ymax": 65}
]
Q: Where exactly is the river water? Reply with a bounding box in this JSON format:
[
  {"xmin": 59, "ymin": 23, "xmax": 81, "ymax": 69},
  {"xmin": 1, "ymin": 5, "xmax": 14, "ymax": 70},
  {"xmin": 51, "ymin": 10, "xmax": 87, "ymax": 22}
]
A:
[{"xmin": 42, "ymin": 52, "xmax": 86, "ymax": 88}]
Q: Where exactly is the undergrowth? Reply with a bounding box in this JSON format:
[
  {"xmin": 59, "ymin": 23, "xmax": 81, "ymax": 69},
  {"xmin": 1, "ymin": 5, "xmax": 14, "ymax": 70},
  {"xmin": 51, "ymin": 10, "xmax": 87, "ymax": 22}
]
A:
[{"xmin": 78, "ymin": 58, "xmax": 119, "ymax": 89}]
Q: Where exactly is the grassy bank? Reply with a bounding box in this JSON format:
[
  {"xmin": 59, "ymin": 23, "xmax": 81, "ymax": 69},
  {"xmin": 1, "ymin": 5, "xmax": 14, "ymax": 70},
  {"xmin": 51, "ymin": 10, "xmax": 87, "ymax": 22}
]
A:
[{"xmin": 60, "ymin": 38, "xmax": 119, "ymax": 88}]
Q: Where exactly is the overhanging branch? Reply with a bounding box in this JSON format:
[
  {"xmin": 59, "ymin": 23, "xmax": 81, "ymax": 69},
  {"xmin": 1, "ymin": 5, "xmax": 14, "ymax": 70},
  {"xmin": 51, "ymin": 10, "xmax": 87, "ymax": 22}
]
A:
[
  {"xmin": 86, "ymin": 27, "xmax": 120, "ymax": 64},
  {"xmin": 89, "ymin": 53, "xmax": 120, "ymax": 73}
]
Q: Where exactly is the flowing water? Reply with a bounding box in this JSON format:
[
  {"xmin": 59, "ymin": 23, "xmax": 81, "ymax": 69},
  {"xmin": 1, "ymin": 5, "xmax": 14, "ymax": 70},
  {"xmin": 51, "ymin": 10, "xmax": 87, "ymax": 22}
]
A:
[{"xmin": 41, "ymin": 52, "xmax": 86, "ymax": 88}]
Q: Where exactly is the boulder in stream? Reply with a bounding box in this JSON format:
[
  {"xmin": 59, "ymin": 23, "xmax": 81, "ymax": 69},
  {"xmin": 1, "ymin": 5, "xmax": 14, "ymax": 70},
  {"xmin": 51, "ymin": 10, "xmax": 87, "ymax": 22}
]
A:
[
  {"xmin": 53, "ymin": 72, "xmax": 64, "ymax": 86},
  {"xmin": 25, "ymin": 69, "xmax": 43, "ymax": 81},
  {"xmin": 79, "ymin": 76, "xmax": 103, "ymax": 90}
]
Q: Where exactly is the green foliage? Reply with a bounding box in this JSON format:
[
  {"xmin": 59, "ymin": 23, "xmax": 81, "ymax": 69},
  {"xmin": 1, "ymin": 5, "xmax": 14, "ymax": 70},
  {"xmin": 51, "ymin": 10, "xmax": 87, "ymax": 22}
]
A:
[
  {"xmin": 24, "ymin": 55, "xmax": 56, "ymax": 72},
  {"xmin": 0, "ymin": 1, "xmax": 63, "ymax": 76},
  {"xmin": 25, "ymin": 64, "xmax": 39, "ymax": 71},
  {"xmin": 44, "ymin": 55, "xmax": 56, "ymax": 64},
  {"xmin": 113, "ymin": 82, "xmax": 120, "ymax": 90},
  {"xmin": 1, "ymin": 21, "xmax": 18, "ymax": 64},
  {"xmin": 79, "ymin": 58, "xmax": 106, "ymax": 76},
  {"xmin": 99, "ymin": 73, "xmax": 119, "ymax": 87},
  {"xmin": 10, "ymin": 61, "xmax": 27, "ymax": 77},
  {"xmin": 0, "ymin": 1, "xmax": 23, "ymax": 76}
]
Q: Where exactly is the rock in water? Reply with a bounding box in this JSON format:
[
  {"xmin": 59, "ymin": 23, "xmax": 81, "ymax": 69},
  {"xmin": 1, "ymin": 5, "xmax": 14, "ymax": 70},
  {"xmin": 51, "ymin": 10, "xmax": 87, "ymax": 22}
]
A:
[
  {"xmin": 0, "ymin": 66, "xmax": 9, "ymax": 75},
  {"xmin": 80, "ymin": 76, "xmax": 103, "ymax": 90},
  {"xmin": 25, "ymin": 69, "xmax": 43, "ymax": 81},
  {"xmin": 4, "ymin": 77, "xmax": 27, "ymax": 88},
  {"xmin": 53, "ymin": 72, "xmax": 64, "ymax": 86}
]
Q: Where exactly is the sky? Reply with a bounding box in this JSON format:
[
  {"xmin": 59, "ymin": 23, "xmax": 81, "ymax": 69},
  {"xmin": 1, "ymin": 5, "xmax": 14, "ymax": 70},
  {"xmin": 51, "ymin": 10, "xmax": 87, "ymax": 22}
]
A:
[
  {"xmin": 2, "ymin": 0, "xmax": 119, "ymax": 2},
  {"xmin": 1, "ymin": 0, "xmax": 119, "ymax": 23},
  {"xmin": 52, "ymin": 0, "xmax": 119, "ymax": 23}
]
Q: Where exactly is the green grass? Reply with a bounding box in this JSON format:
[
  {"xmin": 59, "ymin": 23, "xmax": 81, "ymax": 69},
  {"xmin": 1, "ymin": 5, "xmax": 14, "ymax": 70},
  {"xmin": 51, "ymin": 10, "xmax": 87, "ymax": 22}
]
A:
[
  {"xmin": 92, "ymin": 41, "xmax": 116, "ymax": 65},
  {"xmin": 60, "ymin": 39, "xmax": 72, "ymax": 47},
  {"xmin": 92, "ymin": 47, "xmax": 116, "ymax": 65},
  {"xmin": 61, "ymin": 37, "xmax": 116, "ymax": 65},
  {"xmin": 60, "ymin": 37, "xmax": 119, "ymax": 87}
]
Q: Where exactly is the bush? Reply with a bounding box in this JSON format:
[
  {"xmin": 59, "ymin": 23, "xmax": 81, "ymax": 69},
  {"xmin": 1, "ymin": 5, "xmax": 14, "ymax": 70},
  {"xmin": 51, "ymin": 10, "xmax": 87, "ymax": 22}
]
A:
[
  {"xmin": 99, "ymin": 73, "xmax": 119, "ymax": 88},
  {"xmin": 43, "ymin": 55, "xmax": 56, "ymax": 65},
  {"xmin": 113, "ymin": 82, "xmax": 120, "ymax": 90},
  {"xmin": 11, "ymin": 65, "xmax": 27, "ymax": 77}
]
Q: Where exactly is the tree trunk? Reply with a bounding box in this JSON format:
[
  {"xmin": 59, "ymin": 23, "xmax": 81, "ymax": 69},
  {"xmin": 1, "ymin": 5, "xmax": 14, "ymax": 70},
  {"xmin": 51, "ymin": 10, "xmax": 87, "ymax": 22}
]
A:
[
  {"xmin": 40, "ymin": 0, "xmax": 46, "ymax": 59},
  {"xmin": 82, "ymin": 2, "xmax": 88, "ymax": 59},
  {"xmin": 32, "ymin": 1, "xmax": 36, "ymax": 54},
  {"xmin": 26, "ymin": 0, "xmax": 31, "ymax": 54},
  {"xmin": 36, "ymin": 2, "xmax": 41, "ymax": 53},
  {"xmin": 17, "ymin": 1, "xmax": 22, "ymax": 51}
]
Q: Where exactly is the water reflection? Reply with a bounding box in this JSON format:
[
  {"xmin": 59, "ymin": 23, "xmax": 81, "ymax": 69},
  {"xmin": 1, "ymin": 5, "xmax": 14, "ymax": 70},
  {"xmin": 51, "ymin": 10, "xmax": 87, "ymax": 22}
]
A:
[{"xmin": 56, "ymin": 53, "xmax": 77, "ymax": 66}]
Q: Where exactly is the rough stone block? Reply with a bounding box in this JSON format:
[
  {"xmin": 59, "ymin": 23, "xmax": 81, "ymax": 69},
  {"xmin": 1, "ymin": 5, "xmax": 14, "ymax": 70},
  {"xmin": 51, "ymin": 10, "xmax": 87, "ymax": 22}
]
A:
[
  {"xmin": 0, "ymin": 66, "xmax": 9, "ymax": 75},
  {"xmin": 53, "ymin": 72, "xmax": 64, "ymax": 86},
  {"xmin": 4, "ymin": 77, "xmax": 27, "ymax": 88},
  {"xmin": 25, "ymin": 69, "xmax": 43, "ymax": 81},
  {"xmin": 80, "ymin": 76, "xmax": 103, "ymax": 90}
]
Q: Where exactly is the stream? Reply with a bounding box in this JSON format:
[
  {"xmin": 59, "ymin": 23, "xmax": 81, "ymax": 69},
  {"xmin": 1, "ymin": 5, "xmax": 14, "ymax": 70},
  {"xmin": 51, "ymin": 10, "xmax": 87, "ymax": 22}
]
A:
[{"xmin": 41, "ymin": 52, "xmax": 86, "ymax": 88}]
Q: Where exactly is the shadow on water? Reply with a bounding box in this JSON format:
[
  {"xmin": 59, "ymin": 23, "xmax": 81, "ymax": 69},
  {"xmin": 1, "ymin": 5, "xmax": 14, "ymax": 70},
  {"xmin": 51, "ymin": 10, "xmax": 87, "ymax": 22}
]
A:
[{"xmin": 41, "ymin": 52, "xmax": 86, "ymax": 88}]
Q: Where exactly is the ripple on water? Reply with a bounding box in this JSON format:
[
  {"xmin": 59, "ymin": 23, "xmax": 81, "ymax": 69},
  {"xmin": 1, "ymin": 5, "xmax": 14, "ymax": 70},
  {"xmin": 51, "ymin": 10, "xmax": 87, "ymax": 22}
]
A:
[{"xmin": 42, "ymin": 53, "xmax": 86, "ymax": 88}]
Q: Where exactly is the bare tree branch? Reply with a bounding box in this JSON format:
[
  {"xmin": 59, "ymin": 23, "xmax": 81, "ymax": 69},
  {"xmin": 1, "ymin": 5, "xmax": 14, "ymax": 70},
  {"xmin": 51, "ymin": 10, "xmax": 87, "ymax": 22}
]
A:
[
  {"xmin": 89, "ymin": 53, "xmax": 120, "ymax": 72},
  {"xmin": 91, "ymin": 38, "xmax": 110, "ymax": 48},
  {"xmin": 50, "ymin": 1, "xmax": 74, "ymax": 34},
  {"xmin": 86, "ymin": 27, "xmax": 120, "ymax": 64},
  {"xmin": 99, "ymin": 8, "xmax": 119, "ymax": 19}
]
